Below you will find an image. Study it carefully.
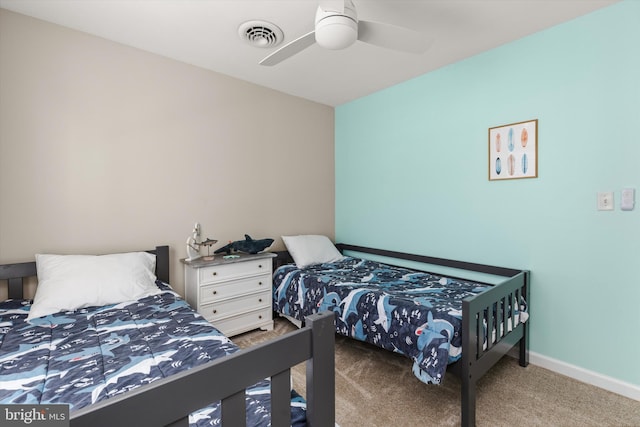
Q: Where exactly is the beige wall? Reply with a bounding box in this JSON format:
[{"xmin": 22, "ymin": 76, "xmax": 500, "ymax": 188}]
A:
[{"xmin": 0, "ymin": 9, "xmax": 335, "ymax": 297}]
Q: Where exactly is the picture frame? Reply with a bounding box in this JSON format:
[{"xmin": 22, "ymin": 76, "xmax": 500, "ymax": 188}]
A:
[{"xmin": 488, "ymin": 119, "xmax": 538, "ymax": 180}]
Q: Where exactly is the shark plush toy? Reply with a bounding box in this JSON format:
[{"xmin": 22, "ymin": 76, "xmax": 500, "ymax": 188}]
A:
[{"xmin": 214, "ymin": 234, "xmax": 274, "ymax": 255}]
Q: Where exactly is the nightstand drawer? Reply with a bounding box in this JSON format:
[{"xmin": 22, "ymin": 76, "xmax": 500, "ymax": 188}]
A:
[
  {"xmin": 209, "ymin": 307, "xmax": 273, "ymax": 337},
  {"xmin": 199, "ymin": 274, "xmax": 270, "ymax": 304},
  {"xmin": 198, "ymin": 259, "xmax": 271, "ymax": 284},
  {"xmin": 200, "ymin": 291, "xmax": 271, "ymax": 321}
]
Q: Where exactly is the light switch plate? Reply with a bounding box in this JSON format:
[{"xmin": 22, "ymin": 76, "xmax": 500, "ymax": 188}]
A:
[
  {"xmin": 597, "ymin": 192, "xmax": 614, "ymax": 211},
  {"xmin": 621, "ymin": 188, "xmax": 635, "ymax": 211}
]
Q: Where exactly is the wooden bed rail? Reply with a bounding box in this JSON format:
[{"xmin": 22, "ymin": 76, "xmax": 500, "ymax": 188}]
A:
[
  {"xmin": 336, "ymin": 243, "xmax": 522, "ymax": 277},
  {"xmin": 70, "ymin": 310, "xmax": 335, "ymax": 427}
]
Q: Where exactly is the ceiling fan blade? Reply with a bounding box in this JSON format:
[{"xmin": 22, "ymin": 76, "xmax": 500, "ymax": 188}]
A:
[
  {"xmin": 318, "ymin": 0, "xmax": 345, "ymax": 14},
  {"xmin": 357, "ymin": 20, "xmax": 431, "ymax": 54},
  {"xmin": 259, "ymin": 31, "xmax": 316, "ymax": 66}
]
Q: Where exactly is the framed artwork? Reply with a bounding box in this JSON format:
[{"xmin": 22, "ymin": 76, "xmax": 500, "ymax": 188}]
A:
[{"xmin": 489, "ymin": 119, "xmax": 538, "ymax": 180}]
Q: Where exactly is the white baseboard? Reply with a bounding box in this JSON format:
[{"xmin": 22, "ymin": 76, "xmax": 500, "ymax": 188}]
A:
[{"xmin": 514, "ymin": 349, "xmax": 640, "ymax": 401}]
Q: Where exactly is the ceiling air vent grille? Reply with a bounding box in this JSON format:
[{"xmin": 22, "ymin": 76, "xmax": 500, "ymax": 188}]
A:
[{"xmin": 239, "ymin": 21, "xmax": 284, "ymax": 48}]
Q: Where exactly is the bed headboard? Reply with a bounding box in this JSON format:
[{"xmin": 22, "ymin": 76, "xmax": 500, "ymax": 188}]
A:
[
  {"xmin": 0, "ymin": 245, "xmax": 170, "ymax": 300},
  {"xmin": 272, "ymin": 250, "xmax": 294, "ymax": 271}
]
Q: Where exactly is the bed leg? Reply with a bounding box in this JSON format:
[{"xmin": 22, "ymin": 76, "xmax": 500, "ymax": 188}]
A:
[
  {"xmin": 461, "ymin": 375, "xmax": 476, "ymax": 427},
  {"xmin": 519, "ymin": 329, "xmax": 529, "ymax": 367}
]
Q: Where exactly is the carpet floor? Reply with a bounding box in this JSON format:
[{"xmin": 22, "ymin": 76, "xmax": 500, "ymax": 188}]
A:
[{"xmin": 233, "ymin": 318, "xmax": 640, "ymax": 427}]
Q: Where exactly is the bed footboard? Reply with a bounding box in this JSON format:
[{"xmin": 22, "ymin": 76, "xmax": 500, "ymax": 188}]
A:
[
  {"xmin": 71, "ymin": 311, "xmax": 335, "ymax": 427},
  {"xmin": 458, "ymin": 270, "xmax": 530, "ymax": 427}
]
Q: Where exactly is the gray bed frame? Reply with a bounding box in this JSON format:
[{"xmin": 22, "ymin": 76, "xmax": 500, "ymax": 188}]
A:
[
  {"xmin": 273, "ymin": 243, "xmax": 530, "ymax": 427},
  {"xmin": 0, "ymin": 245, "xmax": 336, "ymax": 427}
]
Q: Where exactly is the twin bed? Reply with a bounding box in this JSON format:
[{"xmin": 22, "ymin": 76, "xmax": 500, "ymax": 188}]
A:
[
  {"xmin": 272, "ymin": 237, "xmax": 530, "ymax": 427},
  {"xmin": 0, "ymin": 245, "xmax": 335, "ymax": 427},
  {"xmin": 1, "ymin": 239, "xmax": 529, "ymax": 427}
]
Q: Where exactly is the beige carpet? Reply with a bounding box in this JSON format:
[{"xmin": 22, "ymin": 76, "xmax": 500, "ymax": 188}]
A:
[{"xmin": 233, "ymin": 318, "xmax": 640, "ymax": 427}]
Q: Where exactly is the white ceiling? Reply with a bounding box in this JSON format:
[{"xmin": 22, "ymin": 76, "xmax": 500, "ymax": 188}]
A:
[{"xmin": 0, "ymin": 0, "xmax": 618, "ymax": 106}]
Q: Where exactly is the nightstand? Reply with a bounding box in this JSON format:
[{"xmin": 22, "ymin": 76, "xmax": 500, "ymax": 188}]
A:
[{"xmin": 182, "ymin": 252, "xmax": 276, "ymax": 337}]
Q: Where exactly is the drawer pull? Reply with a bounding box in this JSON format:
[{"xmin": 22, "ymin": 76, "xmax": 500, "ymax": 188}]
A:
[
  {"xmin": 212, "ymin": 272, "xmax": 217, "ymax": 276},
  {"xmin": 258, "ymin": 264, "xmax": 262, "ymax": 268},
  {"xmin": 259, "ymin": 298, "xmax": 263, "ymax": 303},
  {"xmin": 258, "ymin": 281, "xmax": 263, "ymax": 286},
  {"xmin": 258, "ymin": 315, "xmax": 263, "ymax": 319},
  {"xmin": 213, "ymin": 309, "xmax": 217, "ymax": 314},
  {"xmin": 212, "ymin": 290, "xmax": 217, "ymax": 295}
]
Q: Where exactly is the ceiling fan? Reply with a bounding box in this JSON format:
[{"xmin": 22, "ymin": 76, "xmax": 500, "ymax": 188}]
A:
[{"xmin": 259, "ymin": 0, "xmax": 431, "ymax": 66}]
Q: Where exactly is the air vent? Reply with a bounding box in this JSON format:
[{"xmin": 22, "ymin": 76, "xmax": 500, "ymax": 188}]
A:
[{"xmin": 238, "ymin": 21, "xmax": 284, "ymax": 48}]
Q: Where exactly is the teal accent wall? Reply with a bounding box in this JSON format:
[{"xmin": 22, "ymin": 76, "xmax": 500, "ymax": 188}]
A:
[{"xmin": 335, "ymin": 1, "xmax": 640, "ymax": 386}]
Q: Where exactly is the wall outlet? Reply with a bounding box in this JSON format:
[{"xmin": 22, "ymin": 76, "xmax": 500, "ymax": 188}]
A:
[
  {"xmin": 621, "ymin": 188, "xmax": 635, "ymax": 211},
  {"xmin": 597, "ymin": 192, "xmax": 614, "ymax": 211}
]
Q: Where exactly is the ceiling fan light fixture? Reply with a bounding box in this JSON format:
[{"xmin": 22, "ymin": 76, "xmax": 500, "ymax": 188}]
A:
[{"xmin": 315, "ymin": 15, "xmax": 358, "ymax": 50}]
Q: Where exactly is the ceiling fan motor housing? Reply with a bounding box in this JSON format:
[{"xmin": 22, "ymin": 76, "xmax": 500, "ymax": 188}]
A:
[{"xmin": 315, "ymin": 2, "xmax": 358, "ymax": 50}]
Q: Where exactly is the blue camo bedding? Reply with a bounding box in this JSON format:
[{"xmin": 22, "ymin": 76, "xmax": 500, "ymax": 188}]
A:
[
  {"xmin": 274, "ymin": 257, "xmax": 523, "ymax": 385},
  {"xmin": 0, "ymin": 283, "xmax": 306, "ymax": 427}
]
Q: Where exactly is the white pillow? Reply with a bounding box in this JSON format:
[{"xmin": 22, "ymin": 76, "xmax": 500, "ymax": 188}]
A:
[
  {"xmin": 282, "ymin": 235, "xmax": 344, "ymax": 268},
  {"xmin": 28, "ymin": 251, "xmax": 161, "ymax": 321}
]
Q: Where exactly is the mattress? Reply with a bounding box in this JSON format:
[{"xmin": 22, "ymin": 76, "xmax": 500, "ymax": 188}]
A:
[
  {"xmin": 274, "ymin": 257, "xmax": 525, "ymax": 385},
  {"xmin": 0, "ymin": 283, "xmax": 306, "ymax": 426}
]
